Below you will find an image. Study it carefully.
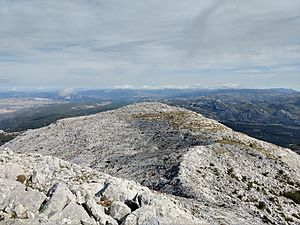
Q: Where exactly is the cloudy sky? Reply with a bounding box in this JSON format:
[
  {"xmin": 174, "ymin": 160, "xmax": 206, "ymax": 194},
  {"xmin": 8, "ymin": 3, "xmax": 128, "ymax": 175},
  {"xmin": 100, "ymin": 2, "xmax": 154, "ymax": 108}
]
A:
[{"xmin": 0, "ymin": 0, "xmax": 300, "ymax": 90}]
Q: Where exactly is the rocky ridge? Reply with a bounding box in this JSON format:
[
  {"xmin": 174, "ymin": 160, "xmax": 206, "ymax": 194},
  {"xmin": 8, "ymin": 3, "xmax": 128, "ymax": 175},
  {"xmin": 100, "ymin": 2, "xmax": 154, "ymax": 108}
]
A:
[{"xmin": 2, "ymin": 102, "xmax": 300, "ymax": 224}]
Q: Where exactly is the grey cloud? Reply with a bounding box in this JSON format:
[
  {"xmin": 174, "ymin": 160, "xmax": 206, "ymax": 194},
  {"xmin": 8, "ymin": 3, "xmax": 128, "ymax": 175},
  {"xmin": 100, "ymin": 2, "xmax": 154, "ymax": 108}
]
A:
[
  {"xmin": 180, "ymin": 0, "xmax": 300, "ymax": 54},
  {"xmin": 0, "ymin": 0, "xmax": 299, "ymax": 89},
  {"xmin": 182, "ymin": 0, "xmax": 223, "ymax": 56}
]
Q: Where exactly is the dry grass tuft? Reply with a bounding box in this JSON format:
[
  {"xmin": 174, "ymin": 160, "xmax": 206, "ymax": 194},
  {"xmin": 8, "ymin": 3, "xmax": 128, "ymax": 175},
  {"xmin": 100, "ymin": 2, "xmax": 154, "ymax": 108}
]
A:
[
  {"xmin": 16, "ymin": 174, "xmax": 28, "ymax": 184},
  {"xmin": 98, "ymin": 196, "xmax": 113, "ymax": 207}
]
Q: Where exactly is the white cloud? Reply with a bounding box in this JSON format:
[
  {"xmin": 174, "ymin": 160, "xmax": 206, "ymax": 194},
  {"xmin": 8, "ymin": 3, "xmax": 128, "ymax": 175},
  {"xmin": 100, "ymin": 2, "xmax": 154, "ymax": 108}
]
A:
[{"xmin": 58, "ymin": 87, "xmax": 75, "ymax": 97}]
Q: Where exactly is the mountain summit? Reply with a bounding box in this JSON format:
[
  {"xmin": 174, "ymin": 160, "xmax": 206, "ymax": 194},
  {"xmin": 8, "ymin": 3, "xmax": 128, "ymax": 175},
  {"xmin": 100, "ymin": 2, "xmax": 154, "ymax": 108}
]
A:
[{"xmin": 2, "ymin": 102, "xmax": 300, "ymax": 224}]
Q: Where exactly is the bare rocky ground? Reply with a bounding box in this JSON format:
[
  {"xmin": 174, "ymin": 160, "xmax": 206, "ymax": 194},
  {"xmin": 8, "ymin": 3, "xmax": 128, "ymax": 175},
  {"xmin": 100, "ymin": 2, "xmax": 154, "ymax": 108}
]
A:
[
  {"xmin": 1, "ymin": 102, "xmax": 300, "ymax": 224},
  {"xmin": 0, "ymin": 149, "xmax": 201, "ymax": 225}
]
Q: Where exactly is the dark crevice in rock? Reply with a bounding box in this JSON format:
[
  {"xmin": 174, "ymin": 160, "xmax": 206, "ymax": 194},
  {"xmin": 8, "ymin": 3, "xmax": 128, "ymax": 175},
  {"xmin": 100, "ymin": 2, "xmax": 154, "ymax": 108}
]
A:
[
  {"xmin": 62, "ymin": 199, "xmax": 72, "ymax": 211},
  {"xmin": 81, "ymin": 203, "xmax": 97, "ymax": 221},
  {"xmin": 38, "ymin": 198, "xmax": 49, "ymax": 213},
  {"xmin": 125, "ymin": 194, "xmax": 140, "ymax": 212},
  {"xmin": 96, "ymin": 181, "xmax": 110, "ymax": 197},
  {"xmin": 125, "ymin": 200, "xmax": 140, "ymax": 212}
]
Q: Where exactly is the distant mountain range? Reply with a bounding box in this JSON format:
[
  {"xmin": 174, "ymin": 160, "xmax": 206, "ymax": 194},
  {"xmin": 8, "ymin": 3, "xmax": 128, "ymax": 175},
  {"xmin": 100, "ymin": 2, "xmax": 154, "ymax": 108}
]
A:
[{"xmin": 165, "ymin": 89, "xmax": 300, "ymax": 153}]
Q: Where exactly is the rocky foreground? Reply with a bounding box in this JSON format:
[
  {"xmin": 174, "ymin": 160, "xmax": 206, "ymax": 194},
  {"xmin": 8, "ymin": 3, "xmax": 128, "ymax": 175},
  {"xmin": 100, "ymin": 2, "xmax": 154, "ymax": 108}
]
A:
[
  {"xmin": 1, "ymin": 102, "xmax": 300, "ymax": 224},
  {"xmin": 0, "ymin": 149, "xmax": 202, "ymax": 225}
]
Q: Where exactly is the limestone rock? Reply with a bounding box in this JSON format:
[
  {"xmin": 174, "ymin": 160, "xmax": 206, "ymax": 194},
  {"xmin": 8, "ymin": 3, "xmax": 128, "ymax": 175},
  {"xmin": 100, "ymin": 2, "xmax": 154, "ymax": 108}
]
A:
[
  {"xmin": 59, "ymin": 201, "xmax": 96, "ymax": 225},
  {"xmin": 0, "ymin": 151, "xmax": 202, "ymax": 225},
  {"xmin": 109, "ymin": 201, "xmax": 131, "ymax": 221},
  {"xmin": 84, "ymin": 195, "xmax": 110, "ymax": 224},
  {"xmin": 40, "ymin": 182, "xmax": 76, "ymax": 218}
]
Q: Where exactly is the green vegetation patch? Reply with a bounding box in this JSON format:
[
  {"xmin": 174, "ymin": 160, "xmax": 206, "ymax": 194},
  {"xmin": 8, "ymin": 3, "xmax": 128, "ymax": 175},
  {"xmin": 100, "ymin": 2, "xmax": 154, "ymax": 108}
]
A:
[
  {"xmin": 282, "ymin": 190, "xmax": 300, "ymax": 204},
  {"xmin": 0, "ymin": 133, "xmax": 18, "ymax": 146}
]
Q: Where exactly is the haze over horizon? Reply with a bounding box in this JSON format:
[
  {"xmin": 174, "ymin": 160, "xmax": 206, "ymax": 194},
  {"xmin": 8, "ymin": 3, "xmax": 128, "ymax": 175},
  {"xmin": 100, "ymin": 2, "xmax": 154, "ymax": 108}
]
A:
[{"xmin": 1, "ymin": 0, "xmax": 300, "ymax": 90}]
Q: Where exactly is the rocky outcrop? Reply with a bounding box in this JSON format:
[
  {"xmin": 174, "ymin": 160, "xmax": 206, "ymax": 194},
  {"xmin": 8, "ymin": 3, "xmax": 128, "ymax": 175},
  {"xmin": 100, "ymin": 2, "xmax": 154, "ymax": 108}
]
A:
[
  {"xmin": 0, "ymin": 150, "xmax": 202, "ymax": 225},
  {"xmin": 2, "ymin": 102, "xmax": 300, "ymax": 224},
  {"xmin": 1, "ymin": 103, "xmax": 238, "ymax": 190}
]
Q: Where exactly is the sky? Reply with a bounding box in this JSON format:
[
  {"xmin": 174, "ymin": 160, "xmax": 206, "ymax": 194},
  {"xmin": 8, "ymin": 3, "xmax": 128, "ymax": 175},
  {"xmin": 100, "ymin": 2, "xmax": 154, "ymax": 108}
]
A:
[{"xmin": 0, "ymin": 0, "xmax": 300, "ymax": 90}]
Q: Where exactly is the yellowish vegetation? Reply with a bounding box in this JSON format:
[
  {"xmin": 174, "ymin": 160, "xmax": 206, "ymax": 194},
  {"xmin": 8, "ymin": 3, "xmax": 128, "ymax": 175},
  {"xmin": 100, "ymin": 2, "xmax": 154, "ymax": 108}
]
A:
[
  {"xmin": 217, "ymin": 139, "xmax": 245, "ymax": 146},
  {"xmin": 217, "ymin": 139, "xmax": 277, "ymax": 160},
  {"xmin": 132, "ymin": 111, "xmax": 226, "ymax": 132}
]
